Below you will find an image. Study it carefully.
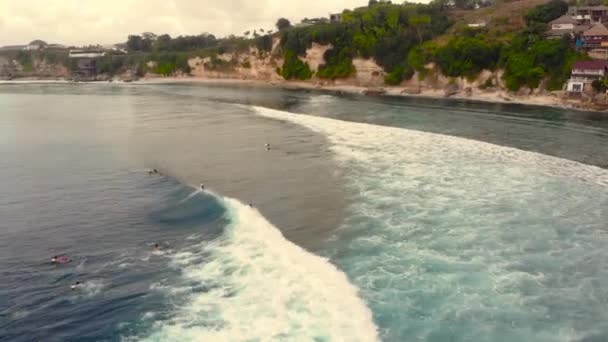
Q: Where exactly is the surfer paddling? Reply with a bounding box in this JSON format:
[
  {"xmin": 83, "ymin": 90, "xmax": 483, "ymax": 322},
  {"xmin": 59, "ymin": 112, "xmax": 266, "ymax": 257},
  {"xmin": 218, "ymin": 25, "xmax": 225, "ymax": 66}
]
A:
[{"xmin": 51, "ymin": 255, "xmax": 71, "ymax": 264}]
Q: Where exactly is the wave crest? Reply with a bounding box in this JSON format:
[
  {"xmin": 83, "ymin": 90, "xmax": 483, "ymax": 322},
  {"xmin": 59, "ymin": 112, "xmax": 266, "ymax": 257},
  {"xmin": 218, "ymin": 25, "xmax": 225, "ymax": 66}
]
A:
[{"xmin": 140, "ymin": 195, "xmax": 378, "ymax": 342}]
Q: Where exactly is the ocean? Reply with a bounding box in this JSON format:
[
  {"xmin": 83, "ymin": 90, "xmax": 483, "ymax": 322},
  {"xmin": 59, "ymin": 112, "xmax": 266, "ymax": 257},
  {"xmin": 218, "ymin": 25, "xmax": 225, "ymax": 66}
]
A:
[{"xmin": 1, "ymin": 82, "xmax": 607, "ymax": 342}]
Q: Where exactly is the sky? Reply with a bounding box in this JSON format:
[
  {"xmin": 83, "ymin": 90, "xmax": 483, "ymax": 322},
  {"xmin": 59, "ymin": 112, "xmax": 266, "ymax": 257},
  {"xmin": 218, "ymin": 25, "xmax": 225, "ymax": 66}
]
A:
[{"xmin": 0, "ymin": 0, "xmax": 376, "ymax": 46}]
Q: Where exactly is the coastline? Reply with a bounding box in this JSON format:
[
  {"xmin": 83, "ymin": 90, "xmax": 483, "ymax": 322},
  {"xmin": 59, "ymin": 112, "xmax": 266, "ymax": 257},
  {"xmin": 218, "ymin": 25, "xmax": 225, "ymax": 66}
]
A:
[
  {"xmin": 0, "ymin": 76, "xmax": 603, "ymax": 112},
  {"xmin": 138, "ymin": 77, "xmax": 579, "ymax": 110}
]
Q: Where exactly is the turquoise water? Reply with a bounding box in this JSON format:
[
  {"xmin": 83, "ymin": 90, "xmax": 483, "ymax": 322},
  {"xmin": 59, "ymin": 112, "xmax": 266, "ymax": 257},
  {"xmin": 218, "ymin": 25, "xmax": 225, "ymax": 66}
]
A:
[{"xmin": 1, "ymin": 82, "xmax": 608, "ymax": 341}]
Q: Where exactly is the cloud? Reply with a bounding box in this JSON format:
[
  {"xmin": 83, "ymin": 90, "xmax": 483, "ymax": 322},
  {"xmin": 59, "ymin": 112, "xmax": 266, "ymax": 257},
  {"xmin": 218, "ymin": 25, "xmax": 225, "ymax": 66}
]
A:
[{"xmin": 0, "ymin": 0, "xmax": 372, "ymax": 46}]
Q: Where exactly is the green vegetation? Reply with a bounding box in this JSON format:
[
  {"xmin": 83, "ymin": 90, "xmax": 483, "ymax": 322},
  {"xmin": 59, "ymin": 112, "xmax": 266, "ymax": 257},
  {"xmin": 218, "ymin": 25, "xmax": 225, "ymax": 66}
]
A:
[
  {"xmin": 524, "ymin": 0, "xmax": 568, "ymax": 25},
  {"xmin": 399, "ymin": 0, "xmax": 581, "ymax": 90},
  {"xmin": 591, "ymin": 79, "xmax": 608, "ymax": 93},
  {"xmin": 16, "ymin": 51, "xmax": 34, "ymax": 72},
  {"xmin": 127, "ymin": 32, "xmax": 218, "ymax": 52},
  {"xmin": 501, "ymin": 35, "xmax": 580, "ymax": 91},
  {"xmin": 279, "ymin": 51, "xmax": 313, "ymax": 80},
  {"xmin": 278, "ymin": 2, "xmax": 450, "ymax": 82},
  {"xmin": 276, "ymin": 18, "xmax": 292, "ymax": 31},
  {"xmin": 255, "ymin": 35, "xmax": 273, "ymax": 53},
  {"xmin": 435, "ymin": 35, "xmax": 501, "ymax": 78}
]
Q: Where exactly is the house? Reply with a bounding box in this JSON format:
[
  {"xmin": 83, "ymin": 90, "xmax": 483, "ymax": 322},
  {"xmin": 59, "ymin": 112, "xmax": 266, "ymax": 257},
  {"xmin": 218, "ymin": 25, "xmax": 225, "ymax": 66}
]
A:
[
  {"xmin": 568, "ymin": 6, "xmax": 608, "ymax": 24},
  {"xmin": 69, "ymin": 50, "xmax": 106, "ymax": 77},
  {"xmin": 296, "ymin": 17, "xmax": 329, "ymax": 27},
  {"xmin": 23, "ymin": 40, "xmax": 47, "ymax": 51},
  {"xmin": 68, "ymin": 49, "xmax": 106, "ymax": 58},
  {"xmin": 567, "ymin": 60, "xmax": 608, "ymax": 93},
  {"xmin": 550, "ymin": 15, "xmax": 576, "ymax": 30},
  {"xmin": 301, "ymin": 17, "xmax": 329, "ymax": 25},
  {"xmin": 47, "ymin": 44, "xmax": 67, "ymax": 50},
  {"xmin": 330, "ymin": 13, "xmax": 343, "ymax": 23},
  {"xmin": 580, "ymin": 23, "xmax": 608, "ymax": 49},
  {"xmin": 547, "ymin": 15, "xmax": 589, "ymax": 39}
]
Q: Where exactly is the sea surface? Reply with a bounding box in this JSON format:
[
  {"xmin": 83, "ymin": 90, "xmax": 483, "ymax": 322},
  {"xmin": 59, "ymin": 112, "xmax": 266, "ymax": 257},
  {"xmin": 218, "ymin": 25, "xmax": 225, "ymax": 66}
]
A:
[{"xmin": 1, "ymin": 82, "xmax": 607, "ymax": 342}]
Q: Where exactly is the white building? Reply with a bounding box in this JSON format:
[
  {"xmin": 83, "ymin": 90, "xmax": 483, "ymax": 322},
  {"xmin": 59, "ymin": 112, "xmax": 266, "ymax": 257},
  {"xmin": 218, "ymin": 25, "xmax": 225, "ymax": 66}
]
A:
[
  {"xmin": 23, "ymin": 40, "xmax": 47, "ymax": 51},
  {"xmin": 567, "ymin": 60, "xmax": 608, "ymax": 93},
  {"xmin": 68, "ymin": 50, "xmax": 106, "ymax": 58},
  {"xmin": 467, "ymin": 20, "xmax": 487, "ymax": 28}
]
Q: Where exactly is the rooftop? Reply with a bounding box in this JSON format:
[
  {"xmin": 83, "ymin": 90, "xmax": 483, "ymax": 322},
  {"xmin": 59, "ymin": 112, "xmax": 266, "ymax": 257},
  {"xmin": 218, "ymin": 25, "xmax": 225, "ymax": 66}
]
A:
[
  {"xmin": 550, "ymin": 15, "xmax": 576, "ymax": 25},
  {"xmin": 584, "ymin": 23, "xmax": 608, "ymax": 36},
  {"xmin": 571, "ymin": 6, "xmax": 608, "ymax": 11},
  {"xmin": 572, "ymin": 60, "xmax": 608, "ymax": 70}
]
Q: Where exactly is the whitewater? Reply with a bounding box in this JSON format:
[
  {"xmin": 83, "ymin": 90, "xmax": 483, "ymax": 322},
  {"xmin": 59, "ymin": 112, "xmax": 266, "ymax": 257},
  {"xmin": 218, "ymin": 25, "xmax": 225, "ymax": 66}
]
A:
[
  {"xmin": 253, "ymin": 106, "xmax": 608, "ymax": 341},
  {"xmin": 139, "ymin": 192, "xmax": 379, "ymax": 342}
]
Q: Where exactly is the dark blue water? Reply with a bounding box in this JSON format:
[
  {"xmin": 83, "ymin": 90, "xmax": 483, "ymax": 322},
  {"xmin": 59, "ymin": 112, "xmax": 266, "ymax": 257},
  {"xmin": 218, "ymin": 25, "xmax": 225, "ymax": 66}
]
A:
[{"xmin": 1, "ymin": 82, "xmax": 608, "ymax": 341}]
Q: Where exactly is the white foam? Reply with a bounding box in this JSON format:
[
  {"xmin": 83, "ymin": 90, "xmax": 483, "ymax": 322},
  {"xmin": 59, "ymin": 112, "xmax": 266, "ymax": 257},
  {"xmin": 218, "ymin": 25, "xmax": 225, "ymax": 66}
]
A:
[
  {"xmin": 139, "ymin": 197, "xmax": 379, "ymax": 342},
  {"xmin": 252, "ymin": 105, "xmax": 608, "ymax": 341},
  {"xmin": 253, "ymin": 106, "xmax": 608, "ymax": 187},
  {"xmin": 70, "ymin": 280, "xmax": 106, "ymax": 301}
]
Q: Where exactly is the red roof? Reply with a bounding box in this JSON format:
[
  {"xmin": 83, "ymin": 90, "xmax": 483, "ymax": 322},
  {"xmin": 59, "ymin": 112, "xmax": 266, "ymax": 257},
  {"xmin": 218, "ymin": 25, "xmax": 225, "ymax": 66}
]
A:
[{"xmin": 572, "ymin": 60, "xmax": 608, "ymax": 70}]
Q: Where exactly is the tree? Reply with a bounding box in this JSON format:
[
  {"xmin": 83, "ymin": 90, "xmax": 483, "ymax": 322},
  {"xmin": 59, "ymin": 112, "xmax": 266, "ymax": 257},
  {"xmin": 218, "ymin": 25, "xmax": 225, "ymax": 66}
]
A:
[
  {"xmin": 154, "ymin": 34, "xmax": 172, "ymax": 51},
  {"xmin": 409, "ymin": 15, "xmax": 431, "ymax": 44},
  {"xmin": 276, "ymin": 18, "xmax": 292, "ymax": 31},
  {"xmin": 369, "ymin": 0, "xmax": 378, "ymax": 6},
  {"xmin": 142, "ymin": 32, "xmax": 158, "ymax": 42},
  {"xmin": 591, "ymin": 79, "xmax": 605, "ymax": 93},
  {"xmin": 127, "ymin": 35, "xmax": 147, "ymax": 51},
  {"xmin": 525, "ymin": 0, "xmax": 569, "ymax": 25}
]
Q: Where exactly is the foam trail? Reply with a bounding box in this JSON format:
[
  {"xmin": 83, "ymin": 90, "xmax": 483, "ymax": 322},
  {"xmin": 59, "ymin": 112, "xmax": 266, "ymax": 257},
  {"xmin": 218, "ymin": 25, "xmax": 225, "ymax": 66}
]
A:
[{"xmin": 140, "ymin": 196, "xmax": 379, "ymax": 342}]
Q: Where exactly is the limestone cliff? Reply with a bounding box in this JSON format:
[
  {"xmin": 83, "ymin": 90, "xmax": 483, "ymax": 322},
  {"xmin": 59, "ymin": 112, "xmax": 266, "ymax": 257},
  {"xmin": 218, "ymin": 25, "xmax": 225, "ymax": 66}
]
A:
[{"xmin": 0, "ymin": 56, "xmax": 68, "ymax": 79}]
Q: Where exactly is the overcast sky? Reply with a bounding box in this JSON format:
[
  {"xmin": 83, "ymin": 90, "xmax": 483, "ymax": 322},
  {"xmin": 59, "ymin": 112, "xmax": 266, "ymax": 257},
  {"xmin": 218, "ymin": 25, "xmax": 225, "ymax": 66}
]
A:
[{"xmin": 0, "ymin": 0, "xmax": 383, "ymax": 46}]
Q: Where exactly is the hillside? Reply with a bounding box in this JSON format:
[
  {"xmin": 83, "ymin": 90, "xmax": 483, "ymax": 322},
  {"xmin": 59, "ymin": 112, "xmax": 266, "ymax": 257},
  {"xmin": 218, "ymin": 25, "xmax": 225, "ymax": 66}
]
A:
[
  {"xmin": 4, "ymin": 0, "xmax": 604, "ymax": 110},
  {"xmin": 448, "ymin": 0, "xmax": 549, "ymax": 34}
]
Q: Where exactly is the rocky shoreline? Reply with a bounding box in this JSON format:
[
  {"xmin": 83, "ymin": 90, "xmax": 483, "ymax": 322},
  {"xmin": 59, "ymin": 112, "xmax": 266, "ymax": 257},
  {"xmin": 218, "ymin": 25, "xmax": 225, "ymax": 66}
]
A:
[{"xmin": 3, "ymin": 75, "xmax": 608, "ymax": 112}]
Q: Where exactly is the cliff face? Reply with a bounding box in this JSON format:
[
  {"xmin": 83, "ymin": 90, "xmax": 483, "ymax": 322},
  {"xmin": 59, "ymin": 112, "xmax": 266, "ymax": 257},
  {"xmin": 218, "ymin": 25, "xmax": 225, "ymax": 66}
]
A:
[
  {"xmin": 187, "ymin": 50, "xmax": 283, "ymax": 81},
  {"xmin": 176, "ymin": 43, "xmax": 386, "ymax": 87},
  {"xmin": 0, "ymin": 56, "xmax": 68, "ymax": 79}
]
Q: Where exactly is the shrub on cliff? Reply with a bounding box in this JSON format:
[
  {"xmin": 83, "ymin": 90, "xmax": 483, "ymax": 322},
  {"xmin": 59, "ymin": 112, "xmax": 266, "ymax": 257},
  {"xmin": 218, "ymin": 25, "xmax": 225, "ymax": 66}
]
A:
[
  {"xmin": 435, "ymin": 36, "xmax": 501, "ymax": 79},
  {"xmin": 317, "ymin": 46, "xmax": 356, "ymax": 79},
  {"xmin": 279, "ymin": 51, "xmax": 313, "ymax": 80},
  {"xmin": 500, "ymin": 34, "xmax": 580, "ymax": 91},
  {"xmin": 384, "ymin": 65, "xmax": 414, "ymax": 85}
]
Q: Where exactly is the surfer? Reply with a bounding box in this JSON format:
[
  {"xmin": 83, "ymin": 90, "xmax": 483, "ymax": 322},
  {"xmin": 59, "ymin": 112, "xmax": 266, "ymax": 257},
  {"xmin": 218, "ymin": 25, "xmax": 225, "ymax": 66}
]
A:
[
  {"xmin": 154, "ymin": 243, "xmax": 161, "ymax": 251},
  {"xmin": 51, "ymin": 255, "xmax": 71, "ymax": 264},
  {"xmin": 200, "ymin": 184, "xmax": 205, "ymax": 190},
  {"xmin": 265, "ymin": 143, "xmax": 271, "ymax": 150},
  {"xmin": 70, "ymin": 281, "xmax": 82, "ymax": 290}
]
